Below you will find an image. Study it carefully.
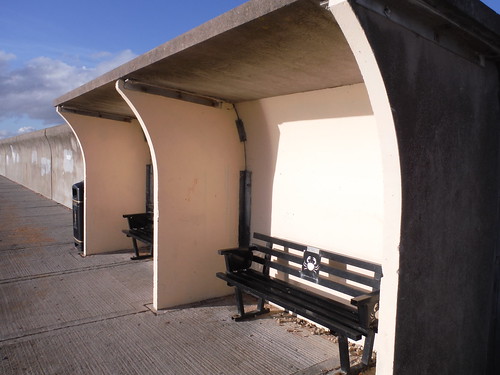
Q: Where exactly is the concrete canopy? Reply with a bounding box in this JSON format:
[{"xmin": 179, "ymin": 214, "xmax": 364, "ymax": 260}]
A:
[
  {"xmin": 54, "ymin": 0, "xmax": 362, "ymax": 114},
  {"xmin": 53, "ymin": 0, "xmax": 500, "ymax": 374}
]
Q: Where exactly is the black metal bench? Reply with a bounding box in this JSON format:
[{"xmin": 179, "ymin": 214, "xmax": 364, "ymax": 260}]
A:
[
  {"xmin": 216, "ymin": 232, "xmax": 382, "ymax": 374},
  {"xmin": 122, "ymin": 213, "xmax": 153, "ymax": 260}
]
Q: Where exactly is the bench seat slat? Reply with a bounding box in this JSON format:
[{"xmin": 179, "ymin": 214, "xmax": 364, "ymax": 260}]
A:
[
  {"xmin": 217, "ymin": 271, "xmax": 364, "ymax": 340},
  {"xmin": 122, "ymin": 229, "xmax": 152, "ymax": 243},
  {"xmin": 232, "ymin": 269, "xmax": 362, "ymax": 324}
]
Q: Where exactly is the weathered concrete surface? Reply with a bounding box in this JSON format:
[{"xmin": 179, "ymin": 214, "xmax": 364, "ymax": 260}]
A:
[
  {"xmin": 0, "ymin": 130, "xmax": 52, "ymax": 198},
  {"xmin": 54, "ymin": 0, "xmax": 361, "ymax": 116},
  {"xmin": 46, "ymin": 124, "xmax": 84, "ymax": 207},
  {"xmin": 0, "ymin": 176, "xmax": 345, "ymax": 375},
  {"xmin": 0, "ymin": 124, "xmax": 83, "ymax": 208},
  {"xmin": 350, "ymin": 0, "xmax": 500, "ymax": 373}
]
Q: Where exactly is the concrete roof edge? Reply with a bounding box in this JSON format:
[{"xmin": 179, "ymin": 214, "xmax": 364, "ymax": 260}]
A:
[
  {"xmin": 53, "ymin": 0, "xmax": 302, "ymax": 107},
  {"xmin": 438, "ymin": 0, "xmax": 500, "ymax": 30},
  {"xmin": 418, "ymin": 0, "xmax": 500, "ymax": 53}
]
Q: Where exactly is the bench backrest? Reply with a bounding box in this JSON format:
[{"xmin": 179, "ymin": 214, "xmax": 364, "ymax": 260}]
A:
[
  {"xmin": 251, "ymin": 233, "xmax": 382, "ymax": 299},
  {"xmin": 123, "ymin": 213, "xmax": 153, "ymax": 232}
]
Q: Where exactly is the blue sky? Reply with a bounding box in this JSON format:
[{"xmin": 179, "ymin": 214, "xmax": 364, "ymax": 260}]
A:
[
  {"xmin": 0, "ymin": 0, "xmax": 248, "ymax": 138},
  {"xmin": 0, "ymin": 0, "xmax": 499, "ymax": 139}
]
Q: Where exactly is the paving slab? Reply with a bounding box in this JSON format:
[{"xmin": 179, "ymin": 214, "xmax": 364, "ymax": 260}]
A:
[
  {"xmin": 0, "ymin": 176, "xmax": 345, "ymax": 375},
  {"xmin": 0, "ymin": 300, "xmax": 336, "ymax": 375},
  {"xmin": 0, "ymin": 245, "xmax": 137, "ymax": 282},
  {"xmin": 0, "ymin": 226, "xmax": 72, "ymax": 251},
  {"xmin": 0, "ymin": 260, "xmax": 152, "ymax": 342}
]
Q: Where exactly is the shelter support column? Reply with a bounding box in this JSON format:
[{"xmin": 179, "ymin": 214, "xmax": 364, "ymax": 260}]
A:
[
  {"xmin": 329, "ymin": 1, "xmax": 402, "ymax": 374},
  {"xmin": 116, "ymin": 80, "xmax": 244, "ymax": 310},
  {"xmin": 57, "ymin": 109, "xmax": 151, "ymax": 255},
  {"xmin": 332, "ymin": 0, "xmax": 500, "ymax": 373}
]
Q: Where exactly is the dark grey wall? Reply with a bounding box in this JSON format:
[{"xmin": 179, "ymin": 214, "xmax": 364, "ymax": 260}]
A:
[{"xmin": 353, "ymin": 2, "xmax": 500, "ymax": 374}]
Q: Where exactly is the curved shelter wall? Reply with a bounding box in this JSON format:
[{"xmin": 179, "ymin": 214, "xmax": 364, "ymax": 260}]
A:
[
  {"xmin": 238, "ymin": 82, "xmax": 400, "ymax": 374},
  {"xmin": 117, "ymin": 81, "xmax": 244, "ymax": 309},
  {"xmin": 342, "ymin": 1, "xmax": 500, "ymax": 373},
  {"xmin": 58, "ymin": 112, "xmax": 151, "ymax": 255},
  {"xmin": 328, "ymin": 3, "xmax": 404, "ymax": 373}
]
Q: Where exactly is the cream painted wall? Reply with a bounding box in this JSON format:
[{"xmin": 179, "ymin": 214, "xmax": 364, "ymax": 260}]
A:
[
  {"xmin": 58, "ymin": 111, "xmax": 151, "ymax": 255},
  {"xmin": 273, "ymin": 116, "xmax": 383, "ymax": 260},
  {"xmin": 238, "ymin": 82, "xmax": 401, "ymax": 369},
  {"xmin": 238, "ymin": 83, "xmax": 384, "ymax": 261},
  {"xmin": 117, "ymin": 81, "xmax": 244, "ymax": 310}
]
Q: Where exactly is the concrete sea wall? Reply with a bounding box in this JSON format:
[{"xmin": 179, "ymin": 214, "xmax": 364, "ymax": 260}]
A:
[{"xmin": 0, "ymin": 125, "xmax": 83, "ymax": 208}]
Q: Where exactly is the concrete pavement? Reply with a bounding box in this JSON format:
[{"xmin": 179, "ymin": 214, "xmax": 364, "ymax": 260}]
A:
[{"xmin": 0, "ymin": 176, "xmax": 344, "ymax": 375}]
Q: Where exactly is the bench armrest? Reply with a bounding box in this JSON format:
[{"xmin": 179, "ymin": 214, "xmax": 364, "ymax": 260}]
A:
[
  {"xmin": 218, "ymin": 247, "xmax": 254, "ymax": 272},
  {"xmin": 351, "ymin": 290, "xmax": 380, "ymax": 330}
]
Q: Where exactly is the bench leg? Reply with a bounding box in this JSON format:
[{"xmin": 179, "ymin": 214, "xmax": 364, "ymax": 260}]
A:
[
  {"xmin": 232, "ymin": 288, "xmax": 270, "ymax": 321},
  {"xmin": 256, "ymin": 297, "xmax": 266, "ymax": 312},
  {"xmin": 361, "ymin": 330, "xmax": 376, "ymax": 366},
  {"xmin": 338, "ymin": 335, "xmax": 351, "ymax": 374},
  {"xmin": 130, "ymin": 238, "xmax": 153, "ymax": 260},
  {"xmin": 234, "ymin": 288, "xmax": 246, "ymax": 319},
  {"xmin": 131, "ymin": 238, "xmax": 140, "ymax": 258}
]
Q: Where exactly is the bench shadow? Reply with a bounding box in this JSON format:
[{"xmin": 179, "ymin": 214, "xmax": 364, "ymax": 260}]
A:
[{"xmin": 157, "ymin": 293, "xmax": 264, "ymax": 311}]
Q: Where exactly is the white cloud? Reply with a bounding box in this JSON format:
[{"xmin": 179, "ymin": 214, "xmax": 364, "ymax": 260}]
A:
[
  {"xmin": 90, "ymin": 51, "xmax": 112, "ymax": 60},
  {"xmin": 17, "ymin": 126, "xmax": 36, "ymax": 134},
  {"xmin": 0, "ymin": 50, "xmax": 16, "ymax": 72},
  {"xmin": 0, "ymin": 127, "xmax": 35, "ymax": 140},
  {"xmin": 0, "ymin": 50, "xmax": 16, "ymax": 62},
  {"xmin": 0, "ymin": 49, "xmax": 137, "ymax": 127}
]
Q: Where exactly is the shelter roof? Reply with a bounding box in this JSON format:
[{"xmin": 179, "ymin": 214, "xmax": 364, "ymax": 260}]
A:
[{"xmin": 54, "ymin": 0, "xmax": 500, "ymax": 119}]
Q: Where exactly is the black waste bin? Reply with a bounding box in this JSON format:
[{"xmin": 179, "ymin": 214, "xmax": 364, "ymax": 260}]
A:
[{"xmin": 72, "ymin": 181, "xmax": 84, "ymax": 251}]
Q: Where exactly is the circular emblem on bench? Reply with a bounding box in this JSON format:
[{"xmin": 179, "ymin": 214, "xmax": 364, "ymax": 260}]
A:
[
  {"xmin": 304, "ymin": 255, "xmax": 319, "ymax": 272},
  {"xmin": 301, "ymin": 246, "xmax": 321, "ymax": 282}
]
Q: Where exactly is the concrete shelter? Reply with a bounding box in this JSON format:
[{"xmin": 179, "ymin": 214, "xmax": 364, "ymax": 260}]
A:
[{"xmin": 54, "ymin": 0, "xmax": 500, "ymax": 373}]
